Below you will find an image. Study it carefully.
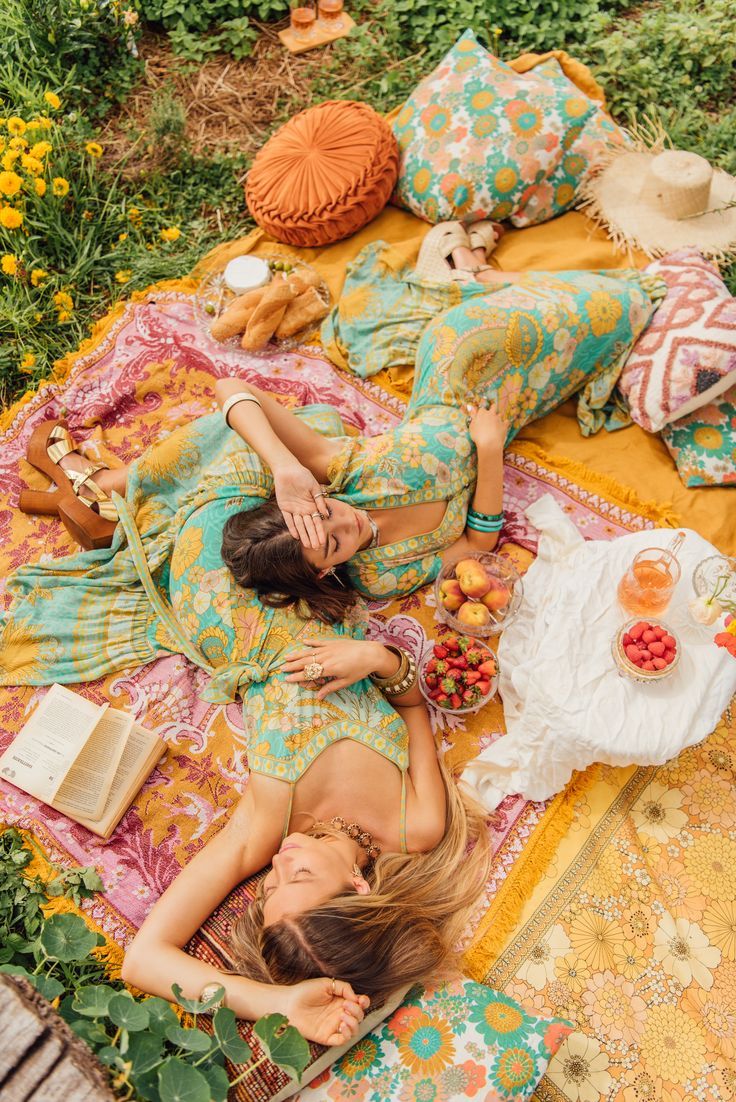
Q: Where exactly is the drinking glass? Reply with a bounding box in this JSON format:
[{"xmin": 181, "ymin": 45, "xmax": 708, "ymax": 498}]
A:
[
  {"xmin": 617, "ymin": 535, "xmax": 684, "ymax": 618},
  {"xmin": 318, "ymin": 0, "xmax": 345, "ymax": 28},
  {"xmin": 290, "ymin": 0, "xmax": 317, "ymax": 39}
]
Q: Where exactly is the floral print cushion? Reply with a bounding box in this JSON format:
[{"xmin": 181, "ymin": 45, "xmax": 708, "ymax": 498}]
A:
[
  {"xmin": 660, "ymin": 383, "xmax": 736, "ymax": 487},
  {"xmin": 298, "ymin": 978, "xmax": 572, "ymax": 1101},
  {"xmin": 391, "ymin": 29, "xmax": 622, "ymax": 227},
  {"xmin": 618, "ymin": 249, "xmax": 736, "ymax": 433}
]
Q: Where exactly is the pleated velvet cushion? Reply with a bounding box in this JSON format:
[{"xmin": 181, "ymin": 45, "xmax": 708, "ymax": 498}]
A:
[{"xmin": 245, "ymin": 100, "xmax": 399, "ymax": 246}]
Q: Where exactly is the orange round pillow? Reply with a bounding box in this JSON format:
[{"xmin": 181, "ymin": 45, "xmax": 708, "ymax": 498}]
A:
[{"xmin": 245, "ymin": 101, "xmax": 399, "ymax": 247}]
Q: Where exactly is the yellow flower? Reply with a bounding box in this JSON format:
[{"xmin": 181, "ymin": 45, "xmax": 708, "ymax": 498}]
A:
[
  {"xmin": 82, "ymin": 210, "xmax": 93, "ymax": 221},
  {"xmin": 9, "ymin": 136, "xmax": 28, "ymax": 151},
  {"xmin": 52, "ymin": 177, "xmax": 70, "ymax": 197},
  {"xmin": 1, "ymin": 150, "xmax": 18, "ymax": 171},
  {"xmin": 0, "ymin": 171, "xmax": 22, "ymax": 197},
  {"xmin": 684, "ymin": 833, "xmax": 736, "ymax": 898},
  {"xmin": 7, "ymin": 117, "xmax": 26, "ymax": 136},
  {"xmin": 20, "ymin": 154, "xmax": 43, "ymax": 176},
  {"xmin": 31, "ymin": 268, "xmax": 47, "ymax": 286},
  {"xmin": 34, "ymin": 178, "xmax": 46, "ymax": 197},
  {"xmin": 43, "ymin": 91, "xmax": 61, "ymax": 110},
  {"xmin": 1, "ymin": 253, "xmax": 18, "ymax": 275},
  {"xmin": 85, "ymin": 141, "xmax": 103, "ymax": 158},
  {"xmin": 117, "ymin": 232, "xmax": 128, "ymax": 242},
  {"xmin": 19, "ymin": 352, "xmax": 36, "ymax": 371},
  {"xmin": 702, "ymin": 901, "xmax": 736, "ymax": 961},
  {"xmin": 53, "ymin": 291, "xmax": 74, "ymax": 311},
  {"xmin": 0, "ymin": 206, "xmax": 23, "ymax": 229},
  {"xmin": 585, "ymin": 290, "xmax": 623, "ymax": 337},
  {"xmin": 30, "ymin": 141, "xmax": 52, "ymax": 159},
  {"xmin": 57, "ymin": 309, "xmax": 72, "ymax": 323},
  {"xmin": 568, "ymin": 910, "xmax": 624, "ymax": 971},
  {"xmin": 640, "ymin": 1004, "xmax": 706, "ymax": 1081},
  {"xmin": 37, "ymin": 116, "xmax": 54, "ymax": 130},
  {"xmin": 115, "ymin": 269, "xmax": 132, "ymax": 283},
  {"xmin": 160, "ymin": 226, "xmax": 181, "ymax": 242},
  {"xmin": 128, "ymin": 205, "xmax": 142, "ymax": 226}
]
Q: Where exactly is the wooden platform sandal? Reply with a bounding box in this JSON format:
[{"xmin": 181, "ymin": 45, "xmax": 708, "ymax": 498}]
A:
[{"xmin": 18, "ymin": 419, "xmax": 118, "ymax": 551}]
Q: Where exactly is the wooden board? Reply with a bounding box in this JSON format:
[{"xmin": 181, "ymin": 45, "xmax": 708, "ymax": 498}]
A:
[{"xmin": 278, "ymin": 11, "xmax": 355, "ymax": 54}]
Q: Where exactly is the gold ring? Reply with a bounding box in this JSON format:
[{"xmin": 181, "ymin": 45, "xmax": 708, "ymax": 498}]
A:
[
  {"xmin": 330, "ymin": 977, "xmax": 337, "ymax": 996},
  {"xmin": 304, "ymin": 660, "xmax": 324, "ymax": 681},
  {"xmin": 310, "ymin": 512, "xmax": 321, "ymax": 519},
  {"xmin": 314, "ymin": 491, "xmax": 325, "ymax": 498}
]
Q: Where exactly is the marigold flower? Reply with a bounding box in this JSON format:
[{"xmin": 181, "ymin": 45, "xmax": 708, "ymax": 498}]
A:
[
  {"xmin": 21, "ymin": 154, "xmax": 43, "ymax": 176},
  {"xmin": 30, "ymin": 141, "xmax": 52, "ymax": 159},
  {"xmin": 52, "ymin": 177, "xmax": 70, "ymax": 197},
  {"xmin": 0, "ymin": 206, "xmax": 23, "ymax": 229},
  {"xmin": 43, "ymin": 91, "xmax": 61, "ymax": 110},
  {"xmin": 31, "ymin": 268, "xmax": 47, "ymax": 286},
  {"xmin": 20, "ymin": 352, "xmax": 36, "ymax": 371},
  {"xmin": 85, "ymin": 141, "xmax": 103, "ymax": 159},
  {"xmin": 7, "ymin": 117, "xmax": 26, "ymax": 136},
  {"xmin": 34, "ymin": 178, "xmax": 47, "ymax": 197},
  {"xmin": 127, "ymin": 205, "xmax": 142, "ymax": 226},
  {"xmin": 0, "ymin": 171, "xmax": 22, "ymax": 197},
  {"xmin": 160, "ymin": 226, "xmax": 181, "ymax": 242},
  {"xmin": 1, "ymin": 253, "xmax": 18, "ymax": 275},
  {"xmin": 117, "ymin": 232, "xmax": 128, "ymax": 242},
  {"xmin": 57, "ymin": 309, "xmax": 72, "ymax": 323},
  {"xmin": 9, "ymin": 136, "xmax": 28, "ymax": 151},
  {"xmin": 2, "ymin": 151, "xmax": 19, "ymax": 171},
  {"xmin": 115, "ymin": 269, "xmax": 132, "ymax": 283},
  {"xmin": 53, "ymin": 291, "xmax": 74, "ymax": 311},
  {"xmin": 36, "ymin": 117, "xmax": 54, "ymax": 130}
]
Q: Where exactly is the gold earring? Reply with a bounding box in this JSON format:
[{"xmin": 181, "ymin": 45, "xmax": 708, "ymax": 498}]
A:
[
  {"xmin": 328, "ymin": 567, "xmax": 345, "ymax": 587},
  {"xmin": 352, "ymin": 863, "xmax": 361, "ymax": 878}
]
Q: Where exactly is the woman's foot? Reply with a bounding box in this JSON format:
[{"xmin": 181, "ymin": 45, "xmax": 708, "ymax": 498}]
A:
[{"xmin": 57, "ymin": 449, "xmax": 126, "ymax": 502}]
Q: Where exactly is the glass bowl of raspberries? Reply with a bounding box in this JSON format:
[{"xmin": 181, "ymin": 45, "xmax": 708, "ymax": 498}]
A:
[
  {"xmin": 419, "ymin": 632, "xmax": 499, "ymax": 714},
  {"xmin": 612, "ymin": 619, "xmax": 681, "ymax": 683}
]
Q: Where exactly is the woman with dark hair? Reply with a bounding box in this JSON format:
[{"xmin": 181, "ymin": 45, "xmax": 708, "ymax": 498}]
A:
[{"xmin": 121, "ymin": 637, "xmax": 490, "ymax": 1034}]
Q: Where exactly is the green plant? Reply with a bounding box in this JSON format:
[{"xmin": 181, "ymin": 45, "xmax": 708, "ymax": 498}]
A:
[
  {"xmin": 168, "ymin": 17, "xmax": 257, "ymax": 62},
  {"xmin": 0, "ymin": 828, "xmax": 312, "ymax": 1101},
  {"xmin": 148, "ymin": 85, "xmax": 187, "ymax": 161}
]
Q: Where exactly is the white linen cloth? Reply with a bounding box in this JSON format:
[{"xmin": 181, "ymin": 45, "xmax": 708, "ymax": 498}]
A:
[{"xmin": 462, "ymin": 494, "xmax": 736, "ymax": 809}]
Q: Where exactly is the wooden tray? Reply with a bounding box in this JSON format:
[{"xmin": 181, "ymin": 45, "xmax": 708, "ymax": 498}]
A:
[{"xmin": 278, "ymin": 11, "xmax": 355, "ymax": 55}]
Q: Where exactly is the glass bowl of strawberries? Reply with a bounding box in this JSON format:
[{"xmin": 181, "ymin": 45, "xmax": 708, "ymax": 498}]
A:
[
  {"xmin": 612, "ymin": 619, "xmax": 681, "ymax": 683},
  {"xmin": 419, "ymin": 633, "xmax": 499, "ymax": 714},
  {"xmin": 434, "ymin": 552, "xmax": 523, "ymax": 637}
]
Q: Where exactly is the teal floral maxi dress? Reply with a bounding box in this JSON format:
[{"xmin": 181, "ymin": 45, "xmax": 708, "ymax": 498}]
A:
[{"xmin": 2, "ymin": 266, "xmax": 659, "ymax": 692}]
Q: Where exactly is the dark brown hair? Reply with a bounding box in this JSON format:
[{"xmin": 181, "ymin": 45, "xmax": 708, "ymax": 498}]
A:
[{"xmin": 221, "ymin": 498, "xmax": 358, "ymax": 624}]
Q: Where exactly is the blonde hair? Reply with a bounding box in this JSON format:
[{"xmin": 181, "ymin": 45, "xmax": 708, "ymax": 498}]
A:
[{"xmin": 228, "ymin": 760, "xmax": 490, "ymax": 1004}]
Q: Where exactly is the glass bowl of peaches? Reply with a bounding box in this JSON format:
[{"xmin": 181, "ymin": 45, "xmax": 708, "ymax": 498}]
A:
[{"xmin": 434, "ymin": 552, "xmax": 523, "ymax": 637}]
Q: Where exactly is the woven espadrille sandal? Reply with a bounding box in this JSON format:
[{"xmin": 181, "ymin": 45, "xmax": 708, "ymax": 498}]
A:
[
  {"xmin": 467, "ymin": 220, "xmax": 505, "ymax": 258},
  {"xmin": 414, "ymin": 222, "xmax": 472, "ymax": 283}
]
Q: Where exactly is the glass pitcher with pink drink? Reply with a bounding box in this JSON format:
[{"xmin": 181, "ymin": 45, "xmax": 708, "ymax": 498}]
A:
[{"xmin": 617, "ymin": 532, "xmax": 685, "ymax": 618}]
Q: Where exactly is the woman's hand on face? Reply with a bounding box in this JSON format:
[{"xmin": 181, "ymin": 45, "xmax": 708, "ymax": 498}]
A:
[
  {"xmin": 467, "ymin": 401, "xmax": 507, "ymax": 453},
  {"xmin": 272, "ymin": 462, "xmax": 330, "ymax": 549},
  {"xmin": 282, "ymin": 978, "xmax": 370, "ymax": 1047},
  {"xmin": 283, "ymin": 639, "xmax": 388, "ymax": 699}
]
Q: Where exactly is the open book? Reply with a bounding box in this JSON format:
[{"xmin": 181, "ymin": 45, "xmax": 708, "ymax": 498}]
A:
[{"xmin": 0, "ymin": 684, "xmax": 166, "ymax": 839}]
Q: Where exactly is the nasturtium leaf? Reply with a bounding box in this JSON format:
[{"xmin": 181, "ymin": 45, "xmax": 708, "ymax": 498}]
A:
[
  {"xmin": 144, "ymin": 996, "xmax": 180, "ymax": 1035},
  {"xmin": 164, "ymin": 1024, "xmax": 213, "ymax": 1053},
  {"xmin": 254, "ymin": 1014, "xmax": 310, "ymax": 1081},
  {"xmin": 73, "ymin": 984, "xmax": 118, "ymax": 1018},
  {"xmin": 39, "ymin": 913, "xmax": 98, "ymax": 962},
  {"xmin": 0, "ymin": 963, "xmax": 32, "ymax": 980},
  {"xmin": 29, "ymin": 973, "xmax": 65, "ymax": 1001},
  {"xmin": 97, "ymin": 1045, "xmax": 122, "ymax": 1067},
  {"xmin": 127, "ymin": 1031, "xmax": 165, "ymax": 1076},
  {"xmin": 108, "ymin": 992, "xmax": 150, "ymax": 1032},
  {"xmin": 157, "ymin": 1055, "xmax": 212, "ymax": 1102},
  {"xmin": 198, "ymin": 1061, "xmax": 230, "ymax": 1102},
  {"xmin": 69, "ymin": 1018, "xmax": 112, "ymax": 1047},
  {"xmin": 170, "ymin": 981, "xmax": 224, "ymax": 1015},
  {"xmin": 57, "ymin": 994, "xmax": 78, "ymax": 1023},
  {"xmin": 212, "ymin": 1007, "xmax": 253, "ymax": 1063}
]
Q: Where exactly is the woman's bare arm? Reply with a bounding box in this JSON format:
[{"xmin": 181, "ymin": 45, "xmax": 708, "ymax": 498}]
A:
[
  {"xmin": 442, "ymin": 403, "xmax": 505, "ymax": 560},
  {"xmin": 397, "ymin": 703, "xmax": 447, "ymax": 850}
]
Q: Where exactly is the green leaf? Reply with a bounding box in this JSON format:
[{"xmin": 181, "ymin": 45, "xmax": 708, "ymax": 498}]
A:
[
  {"xmin": 144, "ymin": 997, "xmax": 181, "ymax": 1036},
  {"xmin": 39, "ymin": 913, "xmax": 98, "ymax": 962},
  {"xmin": 157, "ymin": 1056, "xmax": 212, "ymax": 1102},
  {"xmin": 198, "ymin": 1061, "xmax": 230, "ymax": 1102},
  {"xmin": 128, "ymin": 1031, "xmax": 165, "ymax": 1076},
  {"xmin": 97, "ymin": 1045, "xmax": 123, "ymax": 1067},
  {"xmin": 69, "ymin": 1018, "xmax": 112, "ymax": 1048},
  {"xmin": 164, "ymin": 1024, "xmax": 213, "ymax": 1053},
  {"xmin": 72, "ymin": 984, "xmax": 118, "ymax": 1018},
  {"xmin": 254, "ymin": 1014, "xmax": 310, "ymax": 1081},
  {"xmin": 170, "ymin": 982, "xmax": 224, "ymax": 1015},
  {"xmin": 28, "ymin": 973, "xmax": 65, "ymax": 1001},
  {"xmin": 108, "ymin": 993, "xmax": 151, "ymax": 1032},
  {"xmin": 212, "ymin": 1007, "xmax": 253, "ymax": 1063}
]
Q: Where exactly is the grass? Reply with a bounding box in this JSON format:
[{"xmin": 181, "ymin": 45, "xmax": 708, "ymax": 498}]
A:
[{"xmin": 1, "ymin": 0, "xmax": 734, "ymax": 410}]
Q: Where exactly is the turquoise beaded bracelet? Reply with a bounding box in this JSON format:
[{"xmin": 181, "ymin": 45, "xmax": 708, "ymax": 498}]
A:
[{"xmin": 467, "ymin": 508, "xmax": 504, "ymax": 532}]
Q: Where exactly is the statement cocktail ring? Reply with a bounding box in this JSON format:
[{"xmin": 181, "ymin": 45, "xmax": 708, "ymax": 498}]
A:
[{"xmin": 304, "ymin": 660, "xmax": 325, "ymax": 681}]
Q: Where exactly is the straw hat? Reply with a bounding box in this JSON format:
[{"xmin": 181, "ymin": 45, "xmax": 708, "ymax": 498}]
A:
[{"xmin": 579, "ymin": 127, "xmax": 736, "ymax": 261}]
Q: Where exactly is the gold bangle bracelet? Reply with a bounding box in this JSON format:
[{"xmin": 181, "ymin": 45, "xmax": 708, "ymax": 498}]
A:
[{"xmin": 370, "ymin": 645, "xmax": 417, "ymax": 697}]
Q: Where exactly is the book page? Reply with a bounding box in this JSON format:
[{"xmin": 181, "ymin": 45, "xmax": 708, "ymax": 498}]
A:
[
  {"xmin": 0, "ymin": 685, "xmax": 104, "ymax": 804},
  {"xmin": 80, "ymin": 724, "xmax": 164, "ymax": 837},
  {"xmin": 52, "ymin": 707, "xmax": 132, "ymax": 821}
]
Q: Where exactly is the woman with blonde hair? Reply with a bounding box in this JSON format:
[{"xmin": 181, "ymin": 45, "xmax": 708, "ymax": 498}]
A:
[{"xmin": 122, "ymin": 636, "xmax": 490, "ymax": 1037}]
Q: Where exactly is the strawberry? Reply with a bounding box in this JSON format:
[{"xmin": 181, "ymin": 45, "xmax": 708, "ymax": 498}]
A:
[
  {"xmin": 466, "ymin": 649, "xmax": 484, "ymax": 667},
  {"xmin": 457, "ymin": 636, "xmax": 472, "ymax": 654},
  {"xmin": 450, "ymin": 656, "xmax": 468, "ymax": 670},
  {"xmin": 465, "ymin": 670, "xmax": 481, "ymax": 685},
  {"xmin": 478, "ymin": 658, "xmax": 497, "ymax": 677},
  {"xmin": 429, "ymin": 688, "xmax": 440, "ymax": 699},
  {"xmin": 463, "ymin": 689, "xmax": 475, "ymax": 702},
  {"xmin": 446, "ymin": 636, "xmax": 461, "ymax": 653},
  {"xmin": 425, "ymin": 673, "xmax": 438, "ymax": 687},
  {"xmin": 434, "ymin": 660, "xmax": 449, "ymax": 676},
  {"xmin": 433, "ymin": 644, "xmax": 448, "ymax": 659},
  {"xmin": 663, "ymin": 649, "xmax": 675, "ymax": 664},
  {"xmin": 653, "ymin": 625, "xmax": 667, "ymax": 640},
  {"xmin": 437, "ymin": 694, "xmax": 449, "ymax": 706},
  {"xmin": 425, "ymin": 658, "xmax": 438, "ymax": 673},
  {"xmin": 649, "ymin": 641, "xmax": 665, "ymax": 657},
  {"xmin": 662, "ymin": 634, "xmax": 676, "ymax": 650},
  {"xmin": 441, "ymin": 677, "xmax": 458, "ymax": 694},
  {"xmin": 478, "ymin": 679, "xmax": 490, "ymax": 695},
  {"xmin": 629, "ymin": 622, "xmax": 648, "ymax": 641},
  {"xmin": 652, "ymin": 657, "xmax": 667, "ymax": 670},
  {"xmin": 451, "ymin": 693, "xmax": 462, "ymax": 710}
]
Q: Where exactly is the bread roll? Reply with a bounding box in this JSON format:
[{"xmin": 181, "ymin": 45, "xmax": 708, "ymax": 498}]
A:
[
  {"xmin": 275, "ymin": 287, "xmax": 329, "ymax": 339},
  {"xmin": 210, "ymin": 286, "xmax": 267, "ymax": 341},
  {"xmin": 241, "ymin": 277, "xmax": 299, "ymax": 351}
]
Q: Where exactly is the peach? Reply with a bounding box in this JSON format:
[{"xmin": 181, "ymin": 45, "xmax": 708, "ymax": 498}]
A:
[
  {"xmin": 456, "ymin": 601, "xmax": 492, "ymax": 628},
  {"xmin": 480, "ymin": 579, "xmax": 510, "ymax": 612},
  {"xmin": 454, "ymin": 558, "xmax": 492, "ymax": 599},
  {"xmin": 439, "ymin": 578, "xmax": 465, "ymax": 611}
]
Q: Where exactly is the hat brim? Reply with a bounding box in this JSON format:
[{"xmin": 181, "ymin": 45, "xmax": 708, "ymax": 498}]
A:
[{"xmin": 579, "ymin": 149, "xmax": 736, "ymax": 260}]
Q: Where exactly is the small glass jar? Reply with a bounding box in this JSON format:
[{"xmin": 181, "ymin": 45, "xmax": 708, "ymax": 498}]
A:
[
  {"xmin": 318, "ymin": 0, "xmax": 345, "ymax": 29},
  {"xmin": 290, "ymin": 0, "xmax": 317, "ymax": 39}
]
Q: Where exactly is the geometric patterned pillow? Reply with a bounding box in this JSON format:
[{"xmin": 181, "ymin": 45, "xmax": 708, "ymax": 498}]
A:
[
  {"xmin": 660, "ymin": 382, "xmax": 736, "ymax": 486},
  {"xmin": 295, "ymin": 977, "xmax": 573, "ymax": 1102},
  {"xmin": 618, "ymin": 248, "xmax": 736, "ymax": 432},
  {"xmin": 391, "ymin": 29, "xmax": 623, "ymax": 228}
]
